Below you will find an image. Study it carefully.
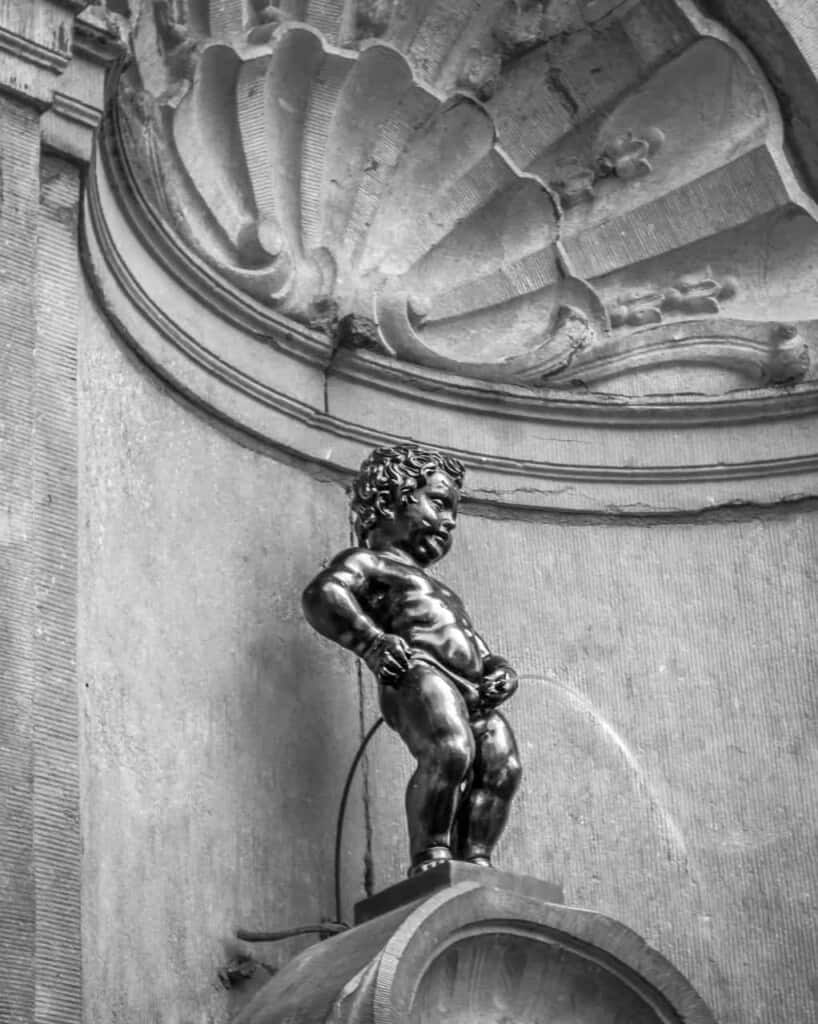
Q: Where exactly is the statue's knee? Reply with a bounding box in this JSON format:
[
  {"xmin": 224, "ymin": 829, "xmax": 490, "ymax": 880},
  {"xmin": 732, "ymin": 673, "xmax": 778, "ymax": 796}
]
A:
[
  {"xmin": 430, "ymin": 734, "xmax": 473, "ymax": 785},
  {"xmin": 487, "ymin": 753, "xmax": 522, "ymax": 799},
  {"xmin": 507, "ymin": 754, "xmax": 523, "ymax": 794}
]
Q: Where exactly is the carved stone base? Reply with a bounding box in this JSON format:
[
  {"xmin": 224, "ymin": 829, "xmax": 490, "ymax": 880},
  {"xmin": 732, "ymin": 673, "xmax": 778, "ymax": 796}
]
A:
[
  {"xmin": 235, "ymin": 869, "xmax": 716, "ymax": 1023},
  {"xmin": 353, "ymin": 860, "xmax": 564, "ymax": 924}
]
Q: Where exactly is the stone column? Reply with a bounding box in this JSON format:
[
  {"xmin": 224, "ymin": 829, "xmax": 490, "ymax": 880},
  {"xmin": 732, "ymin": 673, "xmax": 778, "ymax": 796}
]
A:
[
  {"xmin": 0, "ymin": 4, "xmax": 124, "ymax": 1021},
  {"xmin": 0, "ymin": 83, "xmax": 43, "ymax": 1024}
]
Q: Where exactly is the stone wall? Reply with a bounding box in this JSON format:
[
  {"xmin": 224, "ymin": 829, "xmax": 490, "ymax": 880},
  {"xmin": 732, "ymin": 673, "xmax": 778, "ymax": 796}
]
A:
[
  {"xmin": 75, "ymin": 306, "xmax": 818, "ymax": 1022},
  {"xmin": 365, "ymin": 504, "xmax": 818, "ymax": 1024},
  {"xmin": 78, "ymin": 297, "xmax": 369, "ymax": 1023},
  {"xmin": 1, "ymin": 4, "xmax": 817, "ymax": 1024}
]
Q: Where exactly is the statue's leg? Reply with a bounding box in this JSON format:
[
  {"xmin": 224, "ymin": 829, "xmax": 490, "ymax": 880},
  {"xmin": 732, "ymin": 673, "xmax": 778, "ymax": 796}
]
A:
[
  {"xmin": 457, "ymin": 710, "xmax": 522, "ymax": 865},
  {"xmin": 379, "ymin": 663, "xmax": 475, "ymax": 875}
]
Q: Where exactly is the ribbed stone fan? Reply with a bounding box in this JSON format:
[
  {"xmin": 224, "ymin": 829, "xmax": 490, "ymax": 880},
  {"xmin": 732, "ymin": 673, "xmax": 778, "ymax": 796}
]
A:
[{"xmin": 121, "ymin": 0, "xmax": 818, "ymax": 389}]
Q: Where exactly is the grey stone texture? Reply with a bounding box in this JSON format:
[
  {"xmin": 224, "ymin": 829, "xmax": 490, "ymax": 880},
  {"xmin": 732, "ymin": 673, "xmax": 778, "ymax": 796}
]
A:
[
  {"xmin": 0, "ymin": 97, "xmax": 86, "ymax": 1024},
  {"xmin": 78, "ymin": 302, "xmax": 368, "ymax": 1022},
  {"xmin": 0, "ymin": 91, "xmax": 45, "ymax": 1024},
  {"xmin": 108, "ymin": 0, "xmax": 818, "ymax": 391},
  {"xmin": 83, "ymin": 0, "xmax": 818, "ymax": 516},
  {"xmin": 0, "ymin": 10, "xmax": 124, "ymax": 1021},
  {"xmin": 363, "ymin": 503, "xmax": 818, "ymax": 1022}
]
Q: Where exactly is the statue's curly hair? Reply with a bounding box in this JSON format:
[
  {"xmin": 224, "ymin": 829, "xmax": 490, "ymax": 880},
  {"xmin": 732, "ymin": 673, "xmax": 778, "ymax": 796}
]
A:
[{"xmin": 351, "ymin": 444, "xmax": 465, "ymax": 544}]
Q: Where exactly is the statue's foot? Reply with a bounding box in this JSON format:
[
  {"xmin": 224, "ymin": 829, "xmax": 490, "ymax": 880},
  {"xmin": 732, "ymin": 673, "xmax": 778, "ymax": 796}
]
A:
[
  {"xmin": 459, "ymin": 843, "xmax": 493, "ymax": 869},
  {"xmin": 466, "ymin": 855, "xmax": 493, "ymax": 869},
  {"xmin": 408, "ymin": 845, "xmax": 452, "ymax": 878}
]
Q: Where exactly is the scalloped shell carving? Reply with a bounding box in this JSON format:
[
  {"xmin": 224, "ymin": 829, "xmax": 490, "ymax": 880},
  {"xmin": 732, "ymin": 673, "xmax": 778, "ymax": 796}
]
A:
[{"xmin": 118, "ymin": 0, "xmax": 818, "ymax": 391}]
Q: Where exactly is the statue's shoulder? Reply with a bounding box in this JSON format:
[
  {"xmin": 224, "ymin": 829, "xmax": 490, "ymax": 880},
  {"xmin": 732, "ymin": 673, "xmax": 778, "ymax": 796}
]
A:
[{"xmin": 325, "ymin": 546, "xmax": 381, "ymax": 574}]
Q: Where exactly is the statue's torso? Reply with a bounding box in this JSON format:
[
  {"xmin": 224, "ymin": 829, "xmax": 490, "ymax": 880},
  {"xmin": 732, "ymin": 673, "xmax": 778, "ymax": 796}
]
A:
[{"xmin": 364, "ymin": 552, "xmax": 484, "ymax": 682}]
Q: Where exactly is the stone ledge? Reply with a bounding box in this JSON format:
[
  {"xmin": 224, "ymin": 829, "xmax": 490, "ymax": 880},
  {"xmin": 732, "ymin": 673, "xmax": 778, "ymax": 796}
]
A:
[
  {"xmin": 0, "ymin": 1, "xmax": 126, "ymax": 159},
  {"xmin": 0, "ymin": 25, "xmax": 70, "ymax": 75}
]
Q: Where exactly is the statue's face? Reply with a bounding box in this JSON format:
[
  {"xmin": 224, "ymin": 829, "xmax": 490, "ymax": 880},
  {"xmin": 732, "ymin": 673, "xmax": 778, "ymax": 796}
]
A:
[{"xmin": 389, "ymin": 470, "xmax": 459, "ymax": 566}]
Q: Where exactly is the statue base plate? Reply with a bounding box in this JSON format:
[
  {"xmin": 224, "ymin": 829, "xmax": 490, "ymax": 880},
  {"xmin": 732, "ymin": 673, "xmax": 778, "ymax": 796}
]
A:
[{"xmin": 354, "ymin": 860, "xmax": 563, "ymax": 924}]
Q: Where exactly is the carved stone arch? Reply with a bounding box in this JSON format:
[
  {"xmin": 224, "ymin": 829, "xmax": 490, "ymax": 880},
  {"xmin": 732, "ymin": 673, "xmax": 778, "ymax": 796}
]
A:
[{"xmin": 82, "ymin": 0, "xmax": 818, "ymax": 513}]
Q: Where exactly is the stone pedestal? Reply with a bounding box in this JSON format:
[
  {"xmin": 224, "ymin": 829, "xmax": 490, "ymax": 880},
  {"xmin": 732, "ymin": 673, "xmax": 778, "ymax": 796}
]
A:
[
  {"xmin": 353, "ymin": 861, "xmax": 564, "ymax": 924},
  {"xmin": 235, "ymin": 867, "xmax": 716, "ymax": 1024}
]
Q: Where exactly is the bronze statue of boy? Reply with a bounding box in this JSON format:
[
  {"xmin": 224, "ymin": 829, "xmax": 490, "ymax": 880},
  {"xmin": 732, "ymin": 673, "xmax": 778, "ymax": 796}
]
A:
[{"xmin": 302, "ymin": 444, "xmax": 521, "ymax": 876}]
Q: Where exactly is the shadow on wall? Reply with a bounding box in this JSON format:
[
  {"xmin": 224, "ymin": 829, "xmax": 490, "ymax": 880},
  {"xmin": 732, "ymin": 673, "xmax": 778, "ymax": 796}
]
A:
[{"xmin": 239, "ymin": 623, "xmax": 355, "ymax": 856}]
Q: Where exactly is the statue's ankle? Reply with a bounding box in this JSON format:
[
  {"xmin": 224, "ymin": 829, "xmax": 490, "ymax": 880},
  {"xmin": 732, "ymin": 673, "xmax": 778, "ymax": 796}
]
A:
[
  {"xmin": 461, "ymin": 844, "xmax": 493, "ymax": 868},
  {"xmin": 466, "ymin": 855, "xmax": 493, "ymax": 868},
  {"xmin": 407, "ymin": 845, "xmax": 452, "ymax": 877}
]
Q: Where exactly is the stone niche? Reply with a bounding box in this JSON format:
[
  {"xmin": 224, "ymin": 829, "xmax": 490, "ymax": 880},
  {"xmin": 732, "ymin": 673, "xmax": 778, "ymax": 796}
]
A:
[
  {"xmin": 84, "ymin": 0, "xmax": 818, "ymax": 515},
  {"xmin": 73, "ymin": 2, "xmax": 818, "ymax": 1022},
  {"xmin": 233, "ymin": 868, "xmax": 717, "ymax": 1023}
]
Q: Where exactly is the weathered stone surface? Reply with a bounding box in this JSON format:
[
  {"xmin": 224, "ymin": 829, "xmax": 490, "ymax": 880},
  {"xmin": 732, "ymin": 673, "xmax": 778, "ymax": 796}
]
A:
[
  {"xmin": 0, "ymin": 91, "xmax": 41, "ymax": 1024},
  {"xmin": 100, "ymin": 0, "xmax": 818, "ymax": 392},
  {"xmin": 80, "ymin": 0, "xmax": 818, "ymax": 517},
  {"xmin": 0, "ymin": 0, "xmax": 127, "ymax": 159},
  {"xmin": 84, "ymin": 127, "xmax": 818, "ymax": 514},
  {"xmin": 0, "ymin": 11, "xmax": 136, "ymax": 1020},
  {"xmin": 705, "ymin": 0, "xmax": 818, "ymax": 198},
  {"xmin": 0, "ymin": 89, "xmax": 91, "ymax": 1024},
  {"xmin": 353, "ymin": 859, "xmax": 564, "ymax": 924},
  {"xmin": 0, "ymin": 7, "xmax": 815, "ymax": 1024},
  {"xmin": 33, "ymin": 153, "xmax": 84, "ymax": 1024},
  {"xmin": 77, "ymin": 305, "xmax": 368, "ymax": 1023},
  {"xmin": 70, "ymin": 354, "xmax": 818, "ymax": 1024},
  {"xmin": 361, "ymin": 504, "xmax": 818, "ymax": 1024}
]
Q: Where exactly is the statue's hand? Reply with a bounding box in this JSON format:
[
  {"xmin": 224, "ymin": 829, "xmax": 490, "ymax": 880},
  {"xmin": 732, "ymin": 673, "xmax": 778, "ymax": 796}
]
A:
[
  {"xmin": 363, "ymin": 633, "xmax": 412, "ymax": 684},
  {"xmin": 479, "ymin": 662, "xmax": 518, "ymax": 709}
]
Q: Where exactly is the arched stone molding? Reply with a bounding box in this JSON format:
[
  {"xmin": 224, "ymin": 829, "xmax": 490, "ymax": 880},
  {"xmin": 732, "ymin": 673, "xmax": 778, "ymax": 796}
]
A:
[
  {"xmin": 704, "ymin": 0, "xmax": 818, "ymax": 199},
  {"xmin": 233, "ymin": 876, "xmax": 717, "ymax": 1023},
  {"xmin": 82, "ymin": 0, "xmax": 818, "ymax": 513}
]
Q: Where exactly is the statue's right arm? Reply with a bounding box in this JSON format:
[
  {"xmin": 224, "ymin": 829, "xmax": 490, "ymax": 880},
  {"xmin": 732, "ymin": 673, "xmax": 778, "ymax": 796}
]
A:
[
  {"xmin": 301, "ymin": 550, "xmax": 383, "ymax": 659},
  {"xmin": 302, "ymin": 550, "xmax": 411, "ymax": 682}
]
